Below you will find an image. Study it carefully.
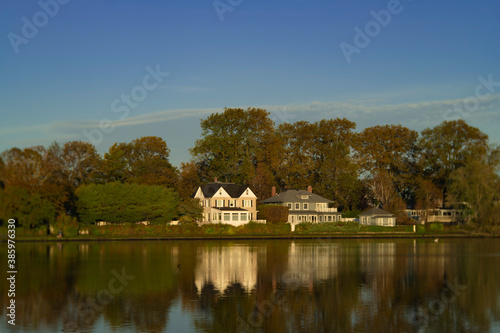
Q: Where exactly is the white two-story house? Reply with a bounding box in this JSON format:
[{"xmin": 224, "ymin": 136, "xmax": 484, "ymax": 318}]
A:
[
  {"xmin": 260, "ymin": 186, "xmax": 341, "ymax": 224},
  {"xmin": 193, "ymin": 181, "xmax": 257, "ymax": 226}
]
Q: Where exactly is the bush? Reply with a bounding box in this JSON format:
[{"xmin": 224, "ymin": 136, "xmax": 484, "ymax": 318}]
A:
[
  {"xmin": 416, "ymin": 224, "xmax": 426, "ymax": 233},
  {"xmin": 236, "ymin": 222, "xmax": 291, "ymax": 235},
  {"xmin": 427, "ymin": 222, "xmax": 444, "ymax": 232},
  {"xmin": 294, "ymin": 222, "xmax": 361, "ymax": 234},
  {"xmin": 51, "ymin": 215, "xmax": 80, "ymax": 237},
  {"xmin": 257, "ymin": 205, "xmax": 289, "ymax": 224}
]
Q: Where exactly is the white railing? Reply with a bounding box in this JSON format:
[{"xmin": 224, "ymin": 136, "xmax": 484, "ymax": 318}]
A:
[{"xmin": 316, "ymin": 207, "xmax": 338, "ymax": 213}]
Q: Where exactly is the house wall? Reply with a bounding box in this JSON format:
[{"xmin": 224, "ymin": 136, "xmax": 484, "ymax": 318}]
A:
[
  {"xmin": 359, "ymin": 216, "xmax": 396, "ymax": 227},
  {"xmin": 195, "ymin": 189, "xmax": 257, "ymax": 224}
]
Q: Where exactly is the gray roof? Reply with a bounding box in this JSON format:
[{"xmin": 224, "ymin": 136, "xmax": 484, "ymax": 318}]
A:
[
  {"xmin": 359, "ymin": 207, "xmax": 395, "ymax": 217},
  {"xmin": 197, "ymin": 182, "xmax": 249, "ymax": 198},
  {"xmin": 260, "ymin": 189, "xmax": 333, "ymax": 204}
]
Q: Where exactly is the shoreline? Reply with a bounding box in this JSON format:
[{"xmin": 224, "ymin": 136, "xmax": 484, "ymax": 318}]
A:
[{"xmin": 3, "ymin": 232, "xmax": 498, "ymax": 242}]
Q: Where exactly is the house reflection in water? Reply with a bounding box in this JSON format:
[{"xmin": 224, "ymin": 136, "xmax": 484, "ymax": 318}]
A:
[
  {"xmin": 195, "ymin": 245, "xmax": 261, "ymax": 294},
  {"xmin": 282, "ymin": 242, "xmax": 339, "ymax": 290}
]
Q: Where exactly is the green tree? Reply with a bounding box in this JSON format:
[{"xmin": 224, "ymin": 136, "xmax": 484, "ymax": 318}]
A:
[
  {"xmin": 102, "ymin": 137, "xmax": 178, "ymax": 187},
  {"xmin": 277, "ymin": 118, "xmax": 359, "ymax": 208},
  {"xmin": 75, "ymin": 182, "xmax": 179, "ymax": 224},
  {"xmin": 190, "ymin": 107, "xmax": 279, "ymax": 186},
  {"xmin": 419, "ymin": 120, "xmax": 489, "ymax": 206},
  {"xmin": 448, "ymin": 147, "xmax": 500, "ymax": 229},
  {"xmin": 0, "ymin": 186, "xmax": 56, "ymax": 228}
]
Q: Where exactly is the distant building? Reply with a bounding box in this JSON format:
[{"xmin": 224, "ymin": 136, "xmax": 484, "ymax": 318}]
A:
[
  {"xmin": 358, "ymin": 207, "xmax": 396, "ymax": 227},
  {"xmin": 260, "ymin": 186, "xmax": 341, "ymax": 224},
  {"xmin": 193, "ymin": 180, "xmax": 257, "ymax": 226}
]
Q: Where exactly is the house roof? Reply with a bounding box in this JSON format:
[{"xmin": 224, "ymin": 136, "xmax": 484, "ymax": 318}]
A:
[
  {"xmin": 359, "ymin": 207, "xmax": 395, "ymax": 217},
  {"xmin": 260, "ymin": 189, "xmax": 333, "ymax": 204},
  {"xmin": 198, "ymin": 182, "xmax": 250, "ymax": 198}
]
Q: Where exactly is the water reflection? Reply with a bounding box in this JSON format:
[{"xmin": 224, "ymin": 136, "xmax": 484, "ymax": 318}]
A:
[{"xmin": 0, "ymin": 239, "xmax": 499, "ymax": 332}]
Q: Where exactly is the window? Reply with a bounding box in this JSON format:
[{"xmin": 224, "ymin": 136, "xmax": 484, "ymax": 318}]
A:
[
  {"xmin": 241, "ymin": 213, "xmax": 247, "ymax": 221},
  {"xmin": 206, "ymin": 199, "xmax": 210, "ymax": 207},
  {"xmin": 301, "ymin": 195, "xmax": 309, "ymax": 199},
  {"xmin": 243, "ymin": 200, "xmax": 252, "ymax": 207},
  {"xmin": 303, "ymin": 203, "xmax": 309, "ymax": 210},
  {"xmin": 287, "ymin": 203, "xmax": 292, "ymax": 209},
  {"xmin": 319, "ymin": 216, "xmax": 323, "ymax": 222},
  {"xmin": 327, "ymin": 216, "xmax": 332, "ymax": 222},
  {"xmin": 232, "ymin": 213, "xmax": 239, "ymax": 221},
  {"xmin": 216, "ymin": 200, "xmax": 224, "ymax": 207},
  {"xmin": 295, "ymin": 203, "xmax": 300, "ymax": 210},
  {"xmin": 298, "ymin": 216, "xmax": 302, "ymax": 222},
  {"xmin": 317, "ymin": 203, "xmax": 326, "ymax": 210},
  {"xmin": 224, "ymin": 213, "xmax": 230, "ymax": 221},
  {"xmin": 212, "ymin": 213, "xmax": 217, "ymax": 221}
]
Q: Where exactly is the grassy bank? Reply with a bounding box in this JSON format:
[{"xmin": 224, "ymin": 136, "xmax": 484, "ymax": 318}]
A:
[{"xmin": 1, "ymin": 221, "xmax": 498, "ymax": 241}]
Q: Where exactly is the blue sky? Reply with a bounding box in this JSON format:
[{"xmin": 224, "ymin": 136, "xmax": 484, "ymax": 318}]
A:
[{"xmin": 1, "ymin": 0, "xmax": 499, "ymax": 166}]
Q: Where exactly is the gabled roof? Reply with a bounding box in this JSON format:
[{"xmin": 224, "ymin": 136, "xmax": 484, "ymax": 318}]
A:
[
  {"xmin": 260, "ymin": 189, "xmax": 333, "ymax": 204},
  {"xmin": 197, "ymin": 182, "xmax": 251, "ymax": 198},
  {"xmin": 359, "ymin": 207, "xmax": 395, "ymax": 217}
]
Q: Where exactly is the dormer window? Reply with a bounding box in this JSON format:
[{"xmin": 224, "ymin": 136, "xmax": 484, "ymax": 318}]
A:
[{"xmin": 301, "ymin": 195, "xmax": 309, "ymax": 199}]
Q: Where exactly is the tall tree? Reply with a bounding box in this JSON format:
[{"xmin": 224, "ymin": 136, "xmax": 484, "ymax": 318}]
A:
[
  {"xmin": 354, "ymin": 124, "xmax": 419, "ymax": 206},
  {"xmin": 419, "ymin": 120, "xmax": 489, "ymax": 206},
  {"xmin": 448, "ymin": 147, "xmax": 500, "ymax": 228},
  {"xmin": 190, "ymin": 107, "xmax": 279, "ymax": 186},
  {"xmin": 102, "ymin": 137, "xmax": 177, "ymax": 187},
  {"xmin": 277, "ymin": 118, "xmax": 359, "ymax": 208}
]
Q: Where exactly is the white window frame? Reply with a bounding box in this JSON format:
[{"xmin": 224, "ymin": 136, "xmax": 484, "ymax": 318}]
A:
[{"xmin": 303, "ymin": 203, "xmax": 309, "ymax": 210}]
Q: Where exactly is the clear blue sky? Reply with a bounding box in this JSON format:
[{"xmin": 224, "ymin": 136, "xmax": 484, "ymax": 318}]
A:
[{"xmin": 1, "ymin": 0, "xmax": 499, "ymax": 166}]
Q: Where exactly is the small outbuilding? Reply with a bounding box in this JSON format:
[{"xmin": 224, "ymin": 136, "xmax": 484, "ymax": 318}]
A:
[{"xmin": 358, "ymin": 207, "xmax": 396, "ymax": 227}]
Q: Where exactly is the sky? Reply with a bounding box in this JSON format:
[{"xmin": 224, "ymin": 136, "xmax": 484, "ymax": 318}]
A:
[{"xmin": 1, "ymin": 0, "xmax": 499, "ymax": 167}]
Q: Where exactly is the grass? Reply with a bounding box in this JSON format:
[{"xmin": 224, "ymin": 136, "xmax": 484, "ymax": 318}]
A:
[{"xmin": 1, "ymin": 221, "xmax": 497, "ymax": 241}]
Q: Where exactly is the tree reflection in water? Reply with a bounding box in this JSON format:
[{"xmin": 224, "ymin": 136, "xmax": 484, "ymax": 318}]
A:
[{"xmin": 1, "ymin": 239, "xmax": 499, "ymax": 333}]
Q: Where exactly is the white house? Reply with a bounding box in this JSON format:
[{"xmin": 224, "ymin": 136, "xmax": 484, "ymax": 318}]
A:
[
  {"xmin": 358, "ymin": 207, "xmax": 396, "ymax": 227},
  {"xmin": 193, "ymin": 180, "xmax": 257, "ymax": 226}
]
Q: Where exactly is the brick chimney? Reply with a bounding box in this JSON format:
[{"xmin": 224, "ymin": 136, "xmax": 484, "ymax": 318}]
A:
[
  {"xmin": 271, "ymin": 186, "xmax": 276, "ymax": 196},
  {"xmin": 214, "ymin": 177, "xmax": 218, "ymax": 182},
  {"xmin": 307, "ymin": 185, "xmax": 313, "ymax": 193}
]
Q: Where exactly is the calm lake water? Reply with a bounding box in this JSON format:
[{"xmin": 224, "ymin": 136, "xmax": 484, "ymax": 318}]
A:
[{"xmin": 1, "ymin": 238, "xmax": 500, "ymax": 333}]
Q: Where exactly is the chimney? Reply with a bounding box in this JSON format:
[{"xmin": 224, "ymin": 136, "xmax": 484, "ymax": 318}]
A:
[
  {"xmin": 307, "ymin": 185, "xmax": 313, "ymax": 193},
  {"xmin": 271, "ymin": 186, "xmax": 276, "ymax": 197},
  {"xmin": 214, "ymin": 177, "xmax": 218, "ymax": 182}
]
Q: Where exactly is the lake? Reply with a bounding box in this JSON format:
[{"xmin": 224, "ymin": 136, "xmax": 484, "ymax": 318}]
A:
[{"xmin": 1, "ymin": 238, "xmax": 499, "ymax": 332}]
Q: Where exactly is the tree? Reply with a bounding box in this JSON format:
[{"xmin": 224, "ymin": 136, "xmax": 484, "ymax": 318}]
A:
[
  {"xmin": 190, "ymin": 107, "xmax": 279, "ymax": 185},
  {"xmin": 176, "ymin": 161, "xmax": 203, "ymax": 199},
  {"xmin": 448, "ymin": 147, "xmax": 500, "ymax": 229},
  {"xmin": 0, "ymin": 144, "xmax": 67, "ymax": 213},
  {"xmin": 0, "ymin": 186, "xmax": 56, "ymax": 228},
  {"xmin": 277, "ymin": 118, "xmax": 359, "ymax": 208},
  {"xmin": 61, "ymin": 141, "xmax": 101, "ymax": 188},
  {"xmin": 102, "ymin": 137, "xmax": 178, "ymax": 187},
  {"xmin": 419, "ymin": 120, "xmax": 489, "ymax": 206},
  {"xmin": 414, "ymin": 178, "xmax": 441, "ymax": 224},
  {"xmin": 354, "ymin": 124, "xmax": 419, "ymax": 208},
  {"xmin": 75, "ymin": 182, "xmax": 179, "ymax": 224}
]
